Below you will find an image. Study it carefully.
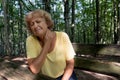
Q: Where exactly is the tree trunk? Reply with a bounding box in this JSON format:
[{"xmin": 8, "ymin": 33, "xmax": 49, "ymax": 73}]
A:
[
  {"xmin": 64, "ymin": 0, "xmax": 70, "ymax": 34},
  {"xmin": 95, "ymin": 0, "xmax": 100, "ymax": 44},
  {"xmin": 43, "ymin": 0, "xmax": 51, "ymax": 13},
  {"xmin": 18, "ymin": 0, "xmax": 23, "ymax": 55},
  {"xmin": 71, "ymin": 0, "xmax": 75, "ymax": 42},
  {"xmin": 2, "ymin": 0, "xmax": 11, "ymax": 55},
  {"xmin": 93, "ymin": 0, "xmax": 96, "ymax": 44},
  {"xmin": 113, "ymin": 0, "xmax": 118, "ymax": 44},
  {"xmin": 117, "ymin": 1, "xmax": 120, "ymax": 44}
]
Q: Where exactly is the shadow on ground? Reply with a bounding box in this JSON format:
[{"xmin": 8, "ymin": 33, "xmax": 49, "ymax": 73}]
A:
[{"xmin": 0, "ymin": 57, "xmax": 119, "ymax": 80}]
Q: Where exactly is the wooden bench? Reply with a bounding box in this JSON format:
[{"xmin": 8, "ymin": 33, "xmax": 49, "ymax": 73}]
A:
[{"xmin": 72, "ymin": 43, "xmax": 120, "ymax": 78}]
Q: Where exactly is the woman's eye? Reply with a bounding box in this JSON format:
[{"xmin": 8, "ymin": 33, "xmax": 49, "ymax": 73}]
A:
[
  {"xmin": 36, "ymin": 20, "xmax": 41, "ymax": 23},
  {"xmin": 30, "ymin": 22, "xmax": 34, "ymax": 26}
]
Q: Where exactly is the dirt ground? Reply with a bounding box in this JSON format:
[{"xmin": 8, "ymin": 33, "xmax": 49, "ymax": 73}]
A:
[{"xmin": 0, "ymin": 57, "xmax": 119, "ymax": 80}]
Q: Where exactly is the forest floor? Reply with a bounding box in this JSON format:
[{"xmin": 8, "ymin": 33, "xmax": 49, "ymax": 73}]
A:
[{"xmin": 0, "ymin": 56, "xmax": 120, "ymax": 80}]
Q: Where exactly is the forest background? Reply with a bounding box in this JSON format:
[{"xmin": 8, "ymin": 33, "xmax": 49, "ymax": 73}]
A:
[{"xmin": 0, "ymin": 0, "xmax": 120, "ymax": 56}]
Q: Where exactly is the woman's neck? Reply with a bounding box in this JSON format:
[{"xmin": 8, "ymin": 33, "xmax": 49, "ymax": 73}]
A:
[{"xmin": 38, "ymin": 30, "xmax": 55, "ymax": 47}]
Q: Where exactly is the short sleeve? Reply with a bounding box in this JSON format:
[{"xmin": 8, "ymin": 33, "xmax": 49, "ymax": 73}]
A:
[
  {"xmin": 26, "ymin": 36, "xmax": 41, "ymax": 59},
  {"xmin": 62, "ymin": 32, "xmax": 76, "ymax": 60}
]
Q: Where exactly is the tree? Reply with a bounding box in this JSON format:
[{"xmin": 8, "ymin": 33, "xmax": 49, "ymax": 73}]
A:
[
  {"xmin": 71, "ymin": 0, "xmax": 75, "ymax": 42},
  {"xmin": 43, "ymin": 0, "xmax": 51, "ymax": 13},
  {"xmin": 2, "ymin": 0, "xmax": 11, "ymax": 55},
  {"xmin": 95, "ymin": 0, "xmax": 100, "ymax": 44},
  {"xmin": 116, "ymin": 0, "xmax": 120, "ymax": 44},
  {"xmin": 64, "ymin": 0, "xmax": 70, "ymax": 34}
]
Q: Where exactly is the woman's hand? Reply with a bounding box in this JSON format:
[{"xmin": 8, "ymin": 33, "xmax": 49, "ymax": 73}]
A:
[
  {"xmin": 62, "ymin": 59, "xmax": 74, "ymax": 80},
  {"xmin": 43, "ymin": 29, "xmax": 54, "ymax": 53}
]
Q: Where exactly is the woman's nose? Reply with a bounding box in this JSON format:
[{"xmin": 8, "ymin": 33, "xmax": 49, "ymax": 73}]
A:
[{"xmin": 34, "ymin": 22, "xmax": 38, "ymax": 28}]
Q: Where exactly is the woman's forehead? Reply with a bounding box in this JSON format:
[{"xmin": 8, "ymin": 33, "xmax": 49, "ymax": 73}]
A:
[
  {"xmin": 31, "ymin": 17, "xmax": 45, "ymax": 22},
  {"xmin": 27, "ymin": 13, "xmax": 44, "ymax": 22}
]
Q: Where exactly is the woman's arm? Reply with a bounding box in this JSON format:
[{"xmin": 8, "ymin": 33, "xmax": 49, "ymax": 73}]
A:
[
  {"xmin": 62, "ymin": 58, "xmax": 74, "ymax": 80},
  {"xmin": 27, "ymin": 41, "xmax": 51, "ymax": 74},
  {"xmin": 27, "ymin": 30, "xmax": 53, "ymax": 74}
]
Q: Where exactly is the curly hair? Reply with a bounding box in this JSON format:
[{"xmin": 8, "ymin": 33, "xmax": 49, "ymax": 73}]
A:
[{"xmin": 25, "ymin": 9, "xmax": 54, "ymax": 33}]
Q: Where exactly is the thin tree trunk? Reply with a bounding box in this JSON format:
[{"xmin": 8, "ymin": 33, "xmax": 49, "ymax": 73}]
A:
[
  {"xmin": 18, "ymin": 0, "xmax": 23, "ymax": 55},
  {"xmin": 2, "ymin": 0, "xmax": 11, "ymax": 55},
  {"xmin": 113, "ymin": 0, "xmax": 118, "ymax": 44},
  {"xmin": 93, "ymin": 0, "xmax": 96, "ymax": 44},
  {"xmin": 102, "ymin": 0, "xmax": 107, "ymax": 43},
  {"xmin": 95, "ymin": 0, "xmax": 100, "ymax": 44},
  {"xmin": 43, "ymin": 0, "xmax": 51, "ymax": 13},
  {"xmin": 64, "ymin": 0, "xmax": 69, "ymax": 34},
  {"xmin": 9, "ymin": 1, "xmax": 15, "ymax": 55},
  {"xmin": 71, "ymin": 0, "xmax": 75, "ymax": 42},
  {"xmin": 117, "ymin": 0, "xmax": 120, "ymax": 44}
]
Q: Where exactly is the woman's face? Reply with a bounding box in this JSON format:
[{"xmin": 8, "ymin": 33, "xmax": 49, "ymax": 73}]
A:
[{"xmin": 29, "ymin": 17, "xmax": 48, "ymax": 38}]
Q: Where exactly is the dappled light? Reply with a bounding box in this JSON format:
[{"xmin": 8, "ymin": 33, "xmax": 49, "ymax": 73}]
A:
[
  {"xmin": 0, "ymin": 55, "xmax": 120, "ymax": 80},
  {"xmin": 98, "ymin": 45, "xmax": 120, "ymax": 56},
  {"xmin": 0, "ymin": 57, "xmax": 35, "ymax": 80},
  {"xmin": 1, "ymin": 0, "xmax": 120, "ymax": 80},
  {"xmin": 74, "ymin": 44, "xmax": 120, "ymax": 80},
  {"xmin": 75, "ymin": 69, "xmax": 118, "ymax": 80}
]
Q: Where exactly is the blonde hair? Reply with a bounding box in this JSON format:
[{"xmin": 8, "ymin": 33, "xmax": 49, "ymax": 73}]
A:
[{"xmin": 25, "ymin": 9, "xmax": 54, "ymax": 33}]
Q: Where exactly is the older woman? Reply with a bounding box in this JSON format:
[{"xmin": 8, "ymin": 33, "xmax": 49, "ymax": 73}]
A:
[{"xmin": 25, "ymin": 9, "xmax": 77, "ymax": 80}]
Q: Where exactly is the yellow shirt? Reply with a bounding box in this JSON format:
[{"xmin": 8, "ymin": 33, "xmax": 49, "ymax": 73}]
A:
[{"xmin": 26, "ymin": 31, "xmax": 76, "ymax": 78}]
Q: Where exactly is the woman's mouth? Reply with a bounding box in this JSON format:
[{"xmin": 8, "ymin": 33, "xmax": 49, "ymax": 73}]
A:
[{"xmin": 35, "ymin": 27, "xmax": 41, "ymax": 32}]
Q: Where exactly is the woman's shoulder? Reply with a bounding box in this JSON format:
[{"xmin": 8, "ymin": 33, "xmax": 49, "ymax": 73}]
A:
[
  {"xmin": 26, "ymin": 35, "xmax": 37, "ymax": 42},
  {"xmin": 56, "ymin": 31, "xmax": 68, "ymax": 37},
  {"xmin": 55, "ymin": 31, "xmax": 69, "ymax": 42}
]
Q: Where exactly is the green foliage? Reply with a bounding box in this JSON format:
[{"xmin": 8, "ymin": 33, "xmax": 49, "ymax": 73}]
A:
[{"xmin": 0, "ymin": 0, "xmax": 120, "ymax": 56}]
